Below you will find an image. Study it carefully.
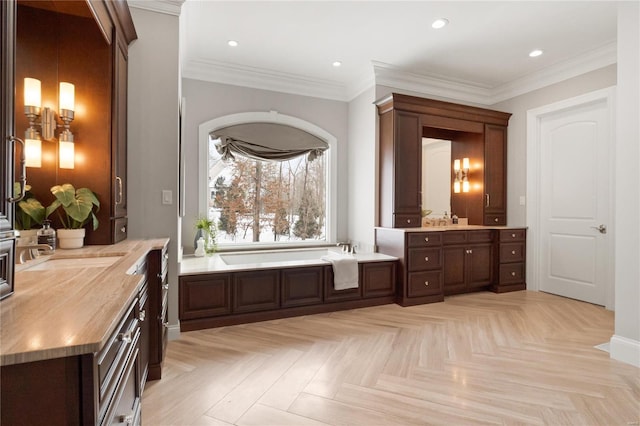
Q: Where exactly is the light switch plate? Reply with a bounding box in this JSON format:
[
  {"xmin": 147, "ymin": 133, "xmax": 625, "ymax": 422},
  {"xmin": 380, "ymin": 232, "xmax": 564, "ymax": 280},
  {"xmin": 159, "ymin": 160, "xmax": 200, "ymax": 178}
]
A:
[
  {"xmin": 162, "ymin": 190, "xmax": 173, "ymax": 205},
  {"xmin": 519, "ymin": 196, "xmax": 526, "ymax": 206}
]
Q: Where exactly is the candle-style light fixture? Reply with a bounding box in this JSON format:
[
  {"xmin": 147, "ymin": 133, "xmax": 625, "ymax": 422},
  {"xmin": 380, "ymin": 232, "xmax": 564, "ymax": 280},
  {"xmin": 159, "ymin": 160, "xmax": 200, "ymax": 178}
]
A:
[
  {"xmin": 23, "ymin": 77, "xmax": 76, "ymax": 169},
  {"xmin": 453, "ymin": 157, "xmax": 470, "ymax": 193}
]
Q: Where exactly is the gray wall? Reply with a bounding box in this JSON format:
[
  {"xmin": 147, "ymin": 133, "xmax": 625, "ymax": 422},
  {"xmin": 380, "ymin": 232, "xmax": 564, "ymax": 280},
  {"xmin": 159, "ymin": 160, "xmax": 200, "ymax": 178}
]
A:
[
  {"xmin": 128, "ymin": 7, "xmax": 180, "ymax": 327},
  {"xmin": 180, "ymin": 79, "xmax": 349, "ymax": 251},
  {"xmin": 612, "ymin": 1, "xmax": 639, "ymax": 366}
]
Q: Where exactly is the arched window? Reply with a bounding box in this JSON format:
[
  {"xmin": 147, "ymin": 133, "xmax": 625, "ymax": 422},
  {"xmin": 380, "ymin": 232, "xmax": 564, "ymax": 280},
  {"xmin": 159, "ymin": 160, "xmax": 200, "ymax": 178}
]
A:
[{"xmin": 198, "ymin": 111, "xmax": 337, "ymax": 248}]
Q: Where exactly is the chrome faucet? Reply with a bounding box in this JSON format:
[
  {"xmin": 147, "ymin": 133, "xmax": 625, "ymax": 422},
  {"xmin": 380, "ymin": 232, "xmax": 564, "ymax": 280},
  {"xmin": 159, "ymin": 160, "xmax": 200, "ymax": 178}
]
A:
[
  {"xmin": 336, "ymin": 242, "xmax": 356, "ymax": 254},
  {"xmin": 15, "ymin": 244, "xmax": 53, "ymax": 264}
]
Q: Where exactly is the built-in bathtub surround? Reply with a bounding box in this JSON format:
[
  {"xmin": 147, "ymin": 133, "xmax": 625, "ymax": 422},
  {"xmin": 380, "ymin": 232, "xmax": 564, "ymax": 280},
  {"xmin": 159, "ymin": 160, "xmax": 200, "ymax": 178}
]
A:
[{"xmin": 179, "ymin": 247, "xmax": 397, "ymax": 331}]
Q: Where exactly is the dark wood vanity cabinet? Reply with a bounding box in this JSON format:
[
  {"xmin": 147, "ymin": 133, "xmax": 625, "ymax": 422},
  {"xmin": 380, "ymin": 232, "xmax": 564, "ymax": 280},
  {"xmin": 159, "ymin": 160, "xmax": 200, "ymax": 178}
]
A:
[
  {"xmin": 147, "ymin": 243, "xmax": 169, "ymax": 381},
  {"xmin": 376, "ymin": 94, "xmax": 511, "ymax": 227},
  {"xmin": 492, "ymin": 229, "xmax": 527, "ymax": 293}
]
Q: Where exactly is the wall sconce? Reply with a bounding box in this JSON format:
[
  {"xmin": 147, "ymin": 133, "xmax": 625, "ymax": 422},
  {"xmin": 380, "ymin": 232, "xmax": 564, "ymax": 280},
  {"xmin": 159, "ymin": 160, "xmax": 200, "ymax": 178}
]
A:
[
  {"xmin": 453, "ymin": 157, "xmax": 470, "ymax": 193},
  {"xmin": 23, "ymin": 77, "xmax": 76, "ymax": 169}
]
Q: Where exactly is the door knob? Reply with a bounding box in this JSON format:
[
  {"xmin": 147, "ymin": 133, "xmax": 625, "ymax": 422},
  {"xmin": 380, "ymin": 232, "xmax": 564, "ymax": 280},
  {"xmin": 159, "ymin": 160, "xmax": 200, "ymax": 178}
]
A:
[{"xmin": 590, "ymin": 224, "xmax": 607, "ymax": 234}]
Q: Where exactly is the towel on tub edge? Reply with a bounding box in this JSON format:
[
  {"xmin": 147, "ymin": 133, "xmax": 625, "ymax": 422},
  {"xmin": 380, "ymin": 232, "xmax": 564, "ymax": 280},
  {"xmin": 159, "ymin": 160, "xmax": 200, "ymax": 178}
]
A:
[{"xmin": 321, "ymin": 253, "xmax": 358, "ymax": 290}]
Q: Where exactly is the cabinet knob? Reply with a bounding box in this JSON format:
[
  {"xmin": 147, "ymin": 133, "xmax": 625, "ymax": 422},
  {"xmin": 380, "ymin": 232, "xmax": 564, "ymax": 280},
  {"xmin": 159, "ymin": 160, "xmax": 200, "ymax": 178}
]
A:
[
  {"xmin": 424, "ymin": 237, "xmax": 429, "ymax": 242},
  {"xmin": 163, "ymin": 283, "xmax": 169, "ymax": 290},
  {"xmin": 511, "ymin": 272, "xmax": 516, "ymax": 277},
  {"xmin": 118, "ymin": 331, "xmax": 133, "ymax": 343},
  {"xmin": 118, "ymin": 414, "xmax": 134, "ymax": 425},
  {"xmin": 511, "ymin": 250, "xmax": 516, "ymax": 255},
  {"xmin": 139, "ymin": 309, "xmax": 146, "ymax": 322},
  {"xmin": 512, "ymin": 233, "xmax": 516, "ymax": 238},
  {"xmin": 120, "ymin": 226, "xmax": 126, "ymax": 233},
  {"xmin": 424, "ymin": 281, "xmax": 429, "ymax": 286},
  {"xmin": 407, "ymin": 219, "xmax": 411, "ymax": 224},
  {"xmin": 494, "ymin": 218, "xmax": 499, "ymax": 223},
  {"xmin": 424, "ymin": 256, "xmax": 429, "ymax": 262}
]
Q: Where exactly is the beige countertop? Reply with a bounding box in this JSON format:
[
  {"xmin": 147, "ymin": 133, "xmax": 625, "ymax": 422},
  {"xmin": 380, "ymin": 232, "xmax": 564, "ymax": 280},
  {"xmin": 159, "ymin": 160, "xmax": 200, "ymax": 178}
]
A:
[
  {"xmin": 375, "ymin": 225, "xmax": 527, "ymax": 233},
  {"xmin": 1, "ymin": 238, "xmax": 169, "ymax": 367}
]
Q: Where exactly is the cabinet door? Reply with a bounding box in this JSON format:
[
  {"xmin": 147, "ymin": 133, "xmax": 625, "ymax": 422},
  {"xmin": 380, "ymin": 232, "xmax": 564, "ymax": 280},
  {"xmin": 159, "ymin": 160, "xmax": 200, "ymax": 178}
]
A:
[
  {"xmin": 484, "ymin": 124, "xmax": 507, "ymax": 224},
  {"xmin": 467, "ymin": 244, "xmax": 493, "ymax": 288},
  {"xmin": 112, "ymin": 32, "xmax": 128, "ymax": 221},
  {"xmin": 443, "ymin": 246, "xmax": 466, "ymax": 294},
  {"xmin": 394, "ymin": 111, "xmax": 422, "ymax": 216},
  {"xmin": 233, "ymin": 270, "xmax": 280, "ymax": 313},
  {"xmin": 281, "ymin": 267, "xmax": 323, "ymax": 308},
  {"xmin": 179, "ymin": 274, "xmax": 231, "ymax": 320}
]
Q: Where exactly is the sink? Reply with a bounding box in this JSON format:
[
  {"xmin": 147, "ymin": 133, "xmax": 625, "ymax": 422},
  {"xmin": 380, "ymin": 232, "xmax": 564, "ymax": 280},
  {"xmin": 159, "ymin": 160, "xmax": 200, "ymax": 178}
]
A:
[{"xmin": 26, "ymin": 255, "xmax": 124, "ymax": 271}]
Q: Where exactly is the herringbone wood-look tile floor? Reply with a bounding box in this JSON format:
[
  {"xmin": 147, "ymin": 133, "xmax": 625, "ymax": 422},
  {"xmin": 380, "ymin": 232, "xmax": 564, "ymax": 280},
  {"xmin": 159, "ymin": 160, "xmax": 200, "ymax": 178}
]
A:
[{"xmin": 142, "ymin": 291, "xmax": 640, "ymax": 425}]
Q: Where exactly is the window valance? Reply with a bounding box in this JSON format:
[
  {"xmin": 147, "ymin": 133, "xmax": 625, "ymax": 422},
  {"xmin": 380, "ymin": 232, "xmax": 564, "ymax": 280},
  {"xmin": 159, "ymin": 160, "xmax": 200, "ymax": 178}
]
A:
[{"xmin": 210, "ymin": 123, "xmax": 329, "ymax": 162}]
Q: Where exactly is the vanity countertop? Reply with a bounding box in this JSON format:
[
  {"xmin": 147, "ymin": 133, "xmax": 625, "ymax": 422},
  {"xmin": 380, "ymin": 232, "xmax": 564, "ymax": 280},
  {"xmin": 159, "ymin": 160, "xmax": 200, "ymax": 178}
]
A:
[{"xmin": 1, "ymin": 238, "xmax": 169, "ymax": 367}]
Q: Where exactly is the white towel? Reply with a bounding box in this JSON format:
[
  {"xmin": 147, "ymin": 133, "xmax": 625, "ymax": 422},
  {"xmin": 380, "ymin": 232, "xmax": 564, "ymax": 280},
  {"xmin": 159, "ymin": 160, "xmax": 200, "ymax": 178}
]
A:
[{"xmin": 321, "ymin": 253, "xmax": 358, "ymax": 290}]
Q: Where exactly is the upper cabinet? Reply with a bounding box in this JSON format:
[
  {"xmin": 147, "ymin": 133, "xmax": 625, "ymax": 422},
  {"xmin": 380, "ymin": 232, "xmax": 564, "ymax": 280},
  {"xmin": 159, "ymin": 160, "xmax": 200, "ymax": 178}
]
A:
[
  {"xmin": 376, "ymin": 94, "xmax": 511, "ymax": 228},
  {"xmin": 9, "ymin": 0, "xmax": 136, "ymax": 245}
]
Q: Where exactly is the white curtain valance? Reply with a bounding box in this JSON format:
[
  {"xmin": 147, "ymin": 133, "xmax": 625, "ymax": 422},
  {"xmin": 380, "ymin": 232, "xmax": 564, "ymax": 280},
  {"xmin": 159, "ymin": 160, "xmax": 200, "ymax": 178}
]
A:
[{"xmin": 211, "ymin": 123, "xmax": 329, "ymax": 162}]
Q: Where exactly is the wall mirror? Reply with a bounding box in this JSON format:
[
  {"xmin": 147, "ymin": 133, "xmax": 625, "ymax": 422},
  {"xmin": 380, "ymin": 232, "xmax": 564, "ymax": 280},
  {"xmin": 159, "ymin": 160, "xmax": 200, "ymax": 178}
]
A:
[{"xmin": 421, "ymin": 138, "xmax": 451, "ymax": 218}]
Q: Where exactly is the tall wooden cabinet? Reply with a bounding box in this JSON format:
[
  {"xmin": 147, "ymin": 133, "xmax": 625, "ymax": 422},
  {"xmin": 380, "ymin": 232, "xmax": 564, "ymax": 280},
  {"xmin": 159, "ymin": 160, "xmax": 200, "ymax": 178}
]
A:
[
  {"xmin": 1, "ymin": 1, "xmax": 16, "ymax": 300},
  {"xmin": 8, "ymin": 0, "xmax": 136, "ymax": 246},
  {"xmin": 376, "ymin": 94, "xmax": 512, "ymax": 227}
]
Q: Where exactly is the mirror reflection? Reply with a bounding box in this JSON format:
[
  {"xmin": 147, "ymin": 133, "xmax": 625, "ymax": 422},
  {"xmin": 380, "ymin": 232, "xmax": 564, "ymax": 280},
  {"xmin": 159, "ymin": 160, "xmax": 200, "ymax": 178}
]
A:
[{"xmin": 421, "ymin": 138, "xmax": 451, "ymax": 218}]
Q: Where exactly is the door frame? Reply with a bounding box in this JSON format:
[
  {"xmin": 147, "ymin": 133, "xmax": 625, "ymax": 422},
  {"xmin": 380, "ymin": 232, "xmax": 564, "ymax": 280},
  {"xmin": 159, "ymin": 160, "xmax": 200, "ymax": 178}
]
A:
[{"xmin": 526, "ymin": 87, "xmax": 616, "ymax": 310}]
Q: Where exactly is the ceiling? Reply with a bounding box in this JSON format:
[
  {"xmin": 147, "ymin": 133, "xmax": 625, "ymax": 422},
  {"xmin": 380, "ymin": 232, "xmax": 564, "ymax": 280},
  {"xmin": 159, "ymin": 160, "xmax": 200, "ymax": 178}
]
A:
[{"xmin": 178, "ymin": 1, "xmax": 619, "ymax": 103}]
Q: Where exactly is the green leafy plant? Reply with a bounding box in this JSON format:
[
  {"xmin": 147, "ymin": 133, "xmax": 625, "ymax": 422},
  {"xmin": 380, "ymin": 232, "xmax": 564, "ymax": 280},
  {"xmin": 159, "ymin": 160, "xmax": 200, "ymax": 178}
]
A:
[
  {"xmin": 47, "ymin": 184, "xmax": 100, "ymax": 230},
  {"xmin": 195, "ymin": 215, "xmax": 217, "ymax": 254},
  {"xmin": 14, "ymin": 183, "xmax": 46, "ymax": 230}
]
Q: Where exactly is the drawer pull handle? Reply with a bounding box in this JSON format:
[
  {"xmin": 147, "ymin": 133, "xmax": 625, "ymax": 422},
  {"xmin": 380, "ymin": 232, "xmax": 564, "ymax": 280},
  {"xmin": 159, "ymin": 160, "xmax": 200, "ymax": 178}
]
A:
[
  {"xmin": 424, "ymin": 237, "xmax": 429, "ymax": 242},
  {"xmin": 511, "ymin": 250, "xmax": 516, "ymax": 255},
  {"xmin": 511, "ymin": 272, "xmax": 516, "ymax": 277},
  {"xmin": 424, "ymin": 281, "xmax": 429, "ymax": 286},
  {"xmin": 139, "ymin": 309, "xmax": 146, "ymax": 322},
  {"xmin": 118, "ymin": 331, "xmax": 133, "ymax": 343},
  {"xmin": 118, "ymin": 414, "xmax": 134, "ymax": 425},
  {"xmin": 424, "ymin": 256, "xmax": 429, "ymax": 262}
]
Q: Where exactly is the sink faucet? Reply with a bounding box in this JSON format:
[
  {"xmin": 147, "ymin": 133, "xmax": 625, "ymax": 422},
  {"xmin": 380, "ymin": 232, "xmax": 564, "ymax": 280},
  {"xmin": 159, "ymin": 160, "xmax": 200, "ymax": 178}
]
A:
[
  {"xmin": 16, "ymin": 244, "xmax": 53, "ymax": 264},
  {"xmin": 336, "ymin": 242, "xmax": 356, "ymax": 254}
]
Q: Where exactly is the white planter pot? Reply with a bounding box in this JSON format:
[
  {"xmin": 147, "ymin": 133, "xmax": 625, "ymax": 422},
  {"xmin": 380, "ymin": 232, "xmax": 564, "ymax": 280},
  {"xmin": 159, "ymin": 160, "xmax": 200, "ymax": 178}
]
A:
[{"xmin": 57, "ymin": 228, "xmax": 86, "ymax": 249}]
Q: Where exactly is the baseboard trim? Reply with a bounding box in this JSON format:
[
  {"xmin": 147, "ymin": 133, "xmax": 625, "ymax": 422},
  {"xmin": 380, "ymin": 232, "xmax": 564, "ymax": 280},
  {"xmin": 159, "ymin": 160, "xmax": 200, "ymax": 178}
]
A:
[
  {"xmin": 168, "ymin": 323, "xmax": 181, "ymax": 341},
  {"xmin": 609, "ymin": 334, "xmax": 640, "ymax": 367}
]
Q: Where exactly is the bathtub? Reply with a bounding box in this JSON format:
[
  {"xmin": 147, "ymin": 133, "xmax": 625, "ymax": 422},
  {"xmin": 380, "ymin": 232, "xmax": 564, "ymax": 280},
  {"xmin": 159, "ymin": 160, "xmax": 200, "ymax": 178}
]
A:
[{"xmin": 219, "ymin": 247, "xmax": 341, "ymax": 266}]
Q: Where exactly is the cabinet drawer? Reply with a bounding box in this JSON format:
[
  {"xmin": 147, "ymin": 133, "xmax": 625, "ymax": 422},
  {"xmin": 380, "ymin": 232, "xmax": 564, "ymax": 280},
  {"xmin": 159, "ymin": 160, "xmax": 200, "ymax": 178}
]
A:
[
  {"xmin": 468, "ymin": 230, "xmax": 493, "ymax": 243},
  {"xmin": 499, "ymin": 263, "xmax": 525, "ymax": 284},
  {"xmin": 500, "ymin": 243, "xmax": 525, "ymax": 263},
  {"xmin": 0, "ymin": 239, "xmax": 15, "ymax": 300},
  {"xmin": 96, "ymin": 299, "xmax": 139, "ymax": 423},
  {"xmin": 102, "ymin": 343, "xmax": 141, "ymax": 426},
  {"xmin": 394, "ymin": 214, "xmax": 421, "ymax": 228},
  {"xmin": 486, "ymin": 214, "xmax": 506, "ymax": 226},
  {"xmin": 499, "ymin": 229, "xmax": 526, "ymax": 242},
  {"xmin": 112, "ymin": 217, "xmax": 128, "ymax": 243},
  {"xmin": 407, "ymin": 271, "xmax": 442, "ymax": 297},
  {"xmin": 407, "ymin": 232, "xmax": 441, "ymax": 248},
  {"xmin": 442, "ymin": 231, "xmax": 467, "ymax": 245},
  {"xmin": 407, "ymin": 248, "xmax": 442, "ymax": 271}
]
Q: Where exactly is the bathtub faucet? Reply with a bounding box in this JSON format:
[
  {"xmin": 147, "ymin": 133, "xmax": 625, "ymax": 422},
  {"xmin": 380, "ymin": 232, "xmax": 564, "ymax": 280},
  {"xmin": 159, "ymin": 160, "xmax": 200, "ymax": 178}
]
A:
[{"xmin": 336, "ymin": 242, "xmax": 354, "ymax": 254}]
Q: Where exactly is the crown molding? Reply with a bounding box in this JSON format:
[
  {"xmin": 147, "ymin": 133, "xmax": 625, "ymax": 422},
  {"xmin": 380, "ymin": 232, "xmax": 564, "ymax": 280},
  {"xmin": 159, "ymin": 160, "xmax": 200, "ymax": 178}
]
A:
[
  {"xmin": 489, "ymin": 41, "xmax": 617, "ymax": 104},
  {"xmin": 182, "ymin": 58, "xmax": 349, "ymax": 101},
  {"xmin": 372, "ymin": 61, "xmax": 493, "ymax": 105},
  {"xmin": 128, "ymin": 0, "xmax": 185, "ymax": 16},
  {"xmin": 181, "ymin": 42, "xmax": 617, "ymax": 105}
]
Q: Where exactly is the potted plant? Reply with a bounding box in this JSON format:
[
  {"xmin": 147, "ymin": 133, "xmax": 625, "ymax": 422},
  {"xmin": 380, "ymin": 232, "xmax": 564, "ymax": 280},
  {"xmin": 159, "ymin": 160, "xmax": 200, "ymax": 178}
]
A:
[
  {"xmin": 14, "ymin": 183, "xmax": 46, "ymax": 245},
  {"xmin": 194, "ymin": 215, "xmax": 217, "ymax": 255},
  {"xmin": 47, "ymin": 183, "xmax": 100, "ymax": 249}
]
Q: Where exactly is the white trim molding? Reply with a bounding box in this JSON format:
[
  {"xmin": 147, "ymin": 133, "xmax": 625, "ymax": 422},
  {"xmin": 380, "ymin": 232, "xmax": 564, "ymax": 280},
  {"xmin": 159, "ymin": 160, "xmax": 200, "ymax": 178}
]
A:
[
  {"xmin": 128, "ymin": 0, "xmax": 185, "ymax": 16},
  {"xmin": 526, "ymin": 86, "xmax": 616, "ymax": 310},
  {"xmin": 198, "ymin": 111, "xmax": 338, "ymax": 246},
  {"xmin": 610, "ymin": 335, "xmax": 640, "ymax": 367}
]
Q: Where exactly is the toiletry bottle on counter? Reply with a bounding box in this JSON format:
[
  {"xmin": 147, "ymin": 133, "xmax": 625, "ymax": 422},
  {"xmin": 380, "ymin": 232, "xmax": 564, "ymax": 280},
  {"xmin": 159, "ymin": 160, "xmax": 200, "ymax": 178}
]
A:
[
  {"xmin": 452, "ymin": 214, "xmax": 459, "ymax": 224},
  {"xmin": 37, "ymin": 220, "xmax": 56, "ymax": 254}
]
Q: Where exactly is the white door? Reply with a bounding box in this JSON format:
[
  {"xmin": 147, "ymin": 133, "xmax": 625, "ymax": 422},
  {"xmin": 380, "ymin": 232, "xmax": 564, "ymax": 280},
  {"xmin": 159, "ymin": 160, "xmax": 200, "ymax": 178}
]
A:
[{"xmin": 537, "ymin": 97, "xmax": 611, "ymax": 306}]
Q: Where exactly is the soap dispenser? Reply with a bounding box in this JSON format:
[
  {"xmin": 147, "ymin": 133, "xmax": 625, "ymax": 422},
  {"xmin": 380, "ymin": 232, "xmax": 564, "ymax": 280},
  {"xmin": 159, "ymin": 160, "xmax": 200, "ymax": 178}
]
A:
[
  {"xmin": 194, "ymin": 237, "xmax": 206, "ymax": 257},
  {"xmin": 37, "ymin": 220, "xmax": 56, "ymax": 254}
]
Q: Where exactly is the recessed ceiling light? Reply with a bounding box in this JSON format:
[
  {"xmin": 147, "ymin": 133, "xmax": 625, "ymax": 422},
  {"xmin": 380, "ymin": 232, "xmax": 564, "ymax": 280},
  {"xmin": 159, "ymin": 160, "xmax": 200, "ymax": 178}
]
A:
[
  {"xmin": 529, "ymin": 49, "xmax": 543, "ymax": 57},
  {"xmin": 332, "ymin": 61, "xmax": 342, "ymax": 67},
  {"xmin": 431, "ymin": 18, "xmax": 449, "ymax": 29},
  {"xmin": 228, "ymin": 40, "xmax": 238, "ymax": 47}
]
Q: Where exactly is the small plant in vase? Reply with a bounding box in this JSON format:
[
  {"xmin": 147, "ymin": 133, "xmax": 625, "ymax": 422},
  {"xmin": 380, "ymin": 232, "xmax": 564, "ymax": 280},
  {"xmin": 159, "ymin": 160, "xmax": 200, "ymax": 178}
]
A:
[
  {"xmin": 47, "ymin": 184, "xmax": 100, "ymax": 249},
  {"xmin": 194, "ymin": 216, "xmax": 217, "ymax": 255}
]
